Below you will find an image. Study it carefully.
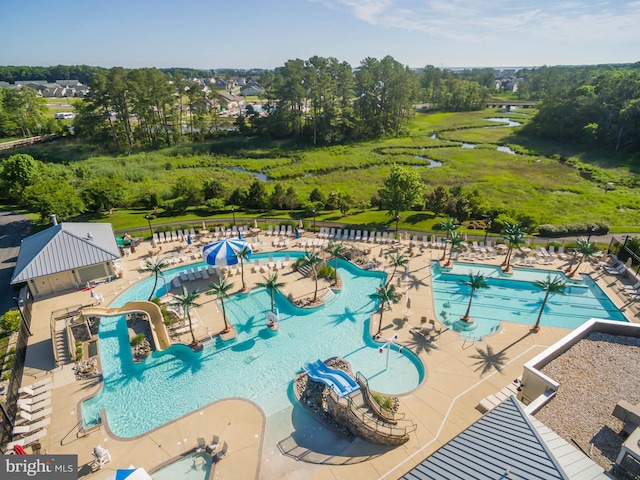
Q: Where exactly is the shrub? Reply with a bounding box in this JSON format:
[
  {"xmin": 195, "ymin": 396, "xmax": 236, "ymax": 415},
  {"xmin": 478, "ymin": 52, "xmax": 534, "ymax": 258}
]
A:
[
  {"xmin": 0, "ymin": 310, "xmax": 21, "ymax": 332},
  {"xmin": 538, "ymin": 222, "xmax": 609, "ymax": 237},
  {"xmin": 131, "ymin": 333, "xmax": 146, "ymax": 346},
  {"xmin": 318, "ymin": 265, "xmax": 336, "ymax": 280}
]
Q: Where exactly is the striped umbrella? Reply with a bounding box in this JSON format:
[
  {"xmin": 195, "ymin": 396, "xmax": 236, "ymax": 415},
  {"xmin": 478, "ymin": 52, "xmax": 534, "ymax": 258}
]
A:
[{"xmin": 202, "ymin": 238, "xmax": 252, "ymax": 267}]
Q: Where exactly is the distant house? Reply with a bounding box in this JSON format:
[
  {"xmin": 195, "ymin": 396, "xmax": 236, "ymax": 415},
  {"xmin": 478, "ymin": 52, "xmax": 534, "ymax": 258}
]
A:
[
  {"xmin": 240, "ymin": 81, "xmax": 265, "ymax": 96},
  {"xmin": 0, "ymin": 81, "xmax": 9, "ymax": 88},
  {"xmin": 208, "ymin": 91, "xmax": 244, "ymax": 114},
  {"xmin": 11, "ymin": 221, "xmax": 122, "ymax": 298},
  {"xmin": 213, "ymin": 79, "xmax": 228, "ymax": 90}
]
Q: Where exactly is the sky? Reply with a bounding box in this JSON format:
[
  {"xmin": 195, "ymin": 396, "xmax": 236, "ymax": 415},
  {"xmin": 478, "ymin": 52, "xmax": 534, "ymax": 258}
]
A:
[{"xmin": 1, "ymin": 0, "xmax": 638, "ymax": 70}]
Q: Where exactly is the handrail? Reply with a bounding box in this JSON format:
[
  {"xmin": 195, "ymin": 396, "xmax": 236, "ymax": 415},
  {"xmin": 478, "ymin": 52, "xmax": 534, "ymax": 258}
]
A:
[
  {"xmin": 327, "ymin": 389, "xmax": 416, "ymax": 439},
  {"xmin": 356, "ymin": 372, "xmax": 405, "ymax": 423}
]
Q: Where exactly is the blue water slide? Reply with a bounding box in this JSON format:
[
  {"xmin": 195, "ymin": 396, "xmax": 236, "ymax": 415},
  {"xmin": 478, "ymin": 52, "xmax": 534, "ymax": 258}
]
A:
[{"xmin": 304, "ymin": 359, "xmax": 360, "ymax": 397}]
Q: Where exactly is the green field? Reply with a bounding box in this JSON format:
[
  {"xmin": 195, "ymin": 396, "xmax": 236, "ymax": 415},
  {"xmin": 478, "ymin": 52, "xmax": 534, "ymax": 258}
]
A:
[{"xmin": 9, "ymin": 108, "xmax": 640, "ymax": 234}]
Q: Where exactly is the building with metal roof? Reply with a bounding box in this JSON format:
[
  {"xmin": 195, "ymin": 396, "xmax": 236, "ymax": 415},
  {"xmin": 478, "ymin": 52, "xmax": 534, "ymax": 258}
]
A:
[
  {"xmin": 401, "ymin": 395, "xmax": 610, "ymax": 480},
  {"xmin": 11, "ymin": 222, "xmax": 121, "ymax": 297}
]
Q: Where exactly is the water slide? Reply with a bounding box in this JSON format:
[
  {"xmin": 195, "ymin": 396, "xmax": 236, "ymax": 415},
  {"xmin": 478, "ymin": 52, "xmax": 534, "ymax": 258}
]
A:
[
  {"xmin": 82, "ymin": 301, "xmax": 171, "ymax": 351},
  {"xmin": 304, "ymin": 359, "xmax": 360, "ymax": 397}
]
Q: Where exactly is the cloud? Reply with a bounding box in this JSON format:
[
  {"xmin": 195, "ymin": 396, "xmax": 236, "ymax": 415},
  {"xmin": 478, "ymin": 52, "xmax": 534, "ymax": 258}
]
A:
[{"xmin": 313, "ymin": 0, "xmax": 640, "ymax": 43}]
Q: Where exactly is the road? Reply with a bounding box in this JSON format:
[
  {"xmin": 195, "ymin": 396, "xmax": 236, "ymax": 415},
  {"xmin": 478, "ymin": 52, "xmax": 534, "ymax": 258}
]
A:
[{"xmin": 0, "ymin": 211, "xmax": 31, "ymax": 317}]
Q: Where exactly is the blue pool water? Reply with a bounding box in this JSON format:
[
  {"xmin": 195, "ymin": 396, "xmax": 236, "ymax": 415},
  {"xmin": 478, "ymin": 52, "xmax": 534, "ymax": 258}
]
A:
[
  {"xmin": 151, "ymin": 452, "xmax": 211, "ymax": 480},
  {"xmin": 82, "ymin": 255, "xmax": 424, "ymax": 438},
  {"xmin": 432, "ymin": 262, "xmax": 626, "ymax": 339}
]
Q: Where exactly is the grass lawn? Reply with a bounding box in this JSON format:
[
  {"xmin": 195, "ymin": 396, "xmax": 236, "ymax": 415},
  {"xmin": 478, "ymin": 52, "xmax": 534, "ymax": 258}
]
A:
[{"xmin": 9, "ymin": 108, "xmax": 640, "ymax": 235}]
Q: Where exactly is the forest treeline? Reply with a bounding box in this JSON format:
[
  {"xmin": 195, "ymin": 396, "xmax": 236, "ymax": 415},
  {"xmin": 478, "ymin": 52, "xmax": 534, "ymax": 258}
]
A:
[{"xmin": 1, "ymin": 60, "xmax": 639, "ymax": 153}]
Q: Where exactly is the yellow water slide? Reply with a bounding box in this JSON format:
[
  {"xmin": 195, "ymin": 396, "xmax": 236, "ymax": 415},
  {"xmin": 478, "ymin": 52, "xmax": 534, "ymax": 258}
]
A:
[{"xmin": 82, "ymin": 301, "xmax": 171, "ymax": 351}]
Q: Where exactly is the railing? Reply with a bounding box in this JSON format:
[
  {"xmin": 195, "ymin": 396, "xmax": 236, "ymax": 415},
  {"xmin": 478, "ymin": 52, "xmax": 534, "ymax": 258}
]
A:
[
  {"xmin": 327, "ymin": 389, "xmax": 416, "ymax": 439},
  {"xmin": 356, "ymin": 372, "xmax": 405, "ymax": 423},
  {"xmin": 321, "ymin": 287, "xmax": 336, "ymax": 304}
]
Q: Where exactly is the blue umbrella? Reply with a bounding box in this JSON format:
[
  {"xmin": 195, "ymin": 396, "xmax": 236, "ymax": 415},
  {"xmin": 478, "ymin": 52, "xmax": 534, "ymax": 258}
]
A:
[{"xmin": 202, "ymin": 238, "xmax": 252, "ymax": 267}]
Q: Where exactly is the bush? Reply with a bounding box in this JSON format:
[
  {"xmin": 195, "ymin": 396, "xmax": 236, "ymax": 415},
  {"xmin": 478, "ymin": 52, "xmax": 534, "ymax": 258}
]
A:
[
  {"xmin": 538, "ymin": 222, "xmax": 609, "ymax": 237},
  {"xmin": 0, "ymin": 309, "xmax": 21, "ymax": 332},
  {"xmin": 131, "ymin": 333, "xmax": 146, "ymax": 346},
  {"xmin": 318, "ymin": 265, "xmax": 336, "ymax": 280}
]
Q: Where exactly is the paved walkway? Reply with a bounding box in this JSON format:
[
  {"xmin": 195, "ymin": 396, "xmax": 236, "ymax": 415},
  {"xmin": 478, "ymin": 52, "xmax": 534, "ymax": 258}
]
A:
[{"xmin": 13, "ymin": 230, "xmax": 640, "ymax": 479}]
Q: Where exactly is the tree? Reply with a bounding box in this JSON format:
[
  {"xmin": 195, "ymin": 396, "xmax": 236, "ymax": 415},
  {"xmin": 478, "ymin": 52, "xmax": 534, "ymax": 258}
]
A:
[
  {"xmin": 256, "ymin": 272, "xmax": 285, "ymax": 313},
  {"xmin": 141, "ymin": 256, "xmax": 170, "ymax": 301},
  {"xmin": 22, "ymin": 179, "xmax": 85, "ymax": 220},
  {"xmin": 269, "ymin": 183, "xmax": 286, "ymax": 210},
  {"xmin": 0, "ymin": 153, "xmax": 43, "ymax": 198},
  {"xmin": 324, "ymin": 241, "xmax": 346, "ymax": 283},
  {"xmin": 309, "ymin": 187, "xmax": 325, "ymax": 206},
  {"xmin": 1, "ymin": 87, "xmax": 47, "ymax": 137},
  {"xmin": 444, "ymin": 231, "xmax": 465, "ymax": 267},
  {"xmin": 424, "ymin": 186, "xmax": 449, "ymax": 215},
  {"xmin": 234, "ymin": 245, "xmax": 252, "ymax": 291},
  {"xmin": 568, "ymin": 238, "xmax": 599, "ymax": 277},
  {"xmin": 459, "ymin": 272, "xmax": 490, "ymax": 322},
  {"xmin": 378, "ymin": 164, "xmax": 423, "ymax": 232},
  {"xmin": 300, "ymin": 248, "xmax": 323, "ymax": 302},
  {"xmin": 385, "ymin": 251, "xmax": 409, "ymax": 287},
  {"xmin": 501, "ymin": 222, "xmax": 525, "ymax": 271},
  {"xmin": 370, "ymin": 283, "xmax": 401, "ymax": 335},
  {"xmin": 0, "ymin": 309, "xmax": 21, "ymax": 332},
  {"xmin": 246, "ymin": 180, "xmax": 269, "ymax": 210},
  {"xmin": 202, "ymin": 177, "xmax": 227, "ymax": 201},
  {"xmin": 207, "ymin": 277, "xmax": 234, "ymax": 333},
  {"xmin": 437, "ymin": 216, "xmax": 460, "ymax": 261},
  {"xmin": 83, "ymin": 177, "xmax": 127, "ymax": 214},
  {"xmin": 170, "ymin": 286, "xmax": 202, "ymax": 344},
  {"xmin": 284, "ymin": 186, "xmax": 299, "ymax": 212},
  {"xmin": 532, "ymin": 275, "xmax": 567, "ymax": 332}
]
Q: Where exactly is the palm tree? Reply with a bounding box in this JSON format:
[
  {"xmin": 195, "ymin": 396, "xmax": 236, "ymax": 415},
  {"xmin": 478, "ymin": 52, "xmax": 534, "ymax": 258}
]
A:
[
  {"xmin": 234, "ymin": 245, "xmax": 252, "ymax": 291},
  {"xmin": 324, "ymin": 241, "xmax": 345, "ymax": 283},
  {"xmin": 532, "ymin": 275, "xmax": 567, "ymax": 332},
  {"xmin": 256, "ymin": 272, "xmax": 285, "ymax": 313},
  {"xmin": 568, "ymin": 238, "xmax": 599, "ymax": 277},
  {"xmin": 170, "ymin": 286, "xmax": 202, "ymax": 344},
  {"xmin": 459, "ymin": 272, "xmax": 490, "ymax": 322},
  {"xmin": 141, "ymin": 256, "xmax": 170, "ymax": 301},
  {"xmin": 438, "ymin": 216, "xmax": 460, "ymax": 260},
  {"xmin": 207, "ymin": 277, "xmax": 235, "ymax": 333},
  {"xmin": 444, "ymin": 231, "xmax": 465, "ymax": 267},
  {"xmin": 300, "ymin": 248, "xmax": 323, "ymax": 302},
  {"xmin": 385, "ymin": 251, "xmax": 409, "ymax": 287},
  {"xmin": 501, "ymin": 222, "xmax": 525, "ymax": 271},
  {"xmin": 370, "ymin": 283, "xmax": 401, "ymax": 335}
]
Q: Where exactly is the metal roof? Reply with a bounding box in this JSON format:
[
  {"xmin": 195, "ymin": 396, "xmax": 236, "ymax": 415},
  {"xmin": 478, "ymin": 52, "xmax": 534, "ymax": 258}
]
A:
[
  {"xmin": 11, "ymin": 222, "xmax": 120, "ymax": 284},
  {"xmin": 401, "ymin": 396, "xmax": 568, "ymax": 480}
]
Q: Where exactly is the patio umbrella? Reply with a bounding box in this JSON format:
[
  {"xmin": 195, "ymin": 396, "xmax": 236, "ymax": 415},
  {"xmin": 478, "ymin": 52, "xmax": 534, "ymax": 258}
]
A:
[
  {"xmin": 203, "ymin": 238, "xmax": 252, "ymax": 267},
  {"xmin": 298, "ymin": 218, "xmax": 304, "ymax": 229},
  {"xmin": 106, "ymin": 468, "xmax": 152, "ymax": 480}
]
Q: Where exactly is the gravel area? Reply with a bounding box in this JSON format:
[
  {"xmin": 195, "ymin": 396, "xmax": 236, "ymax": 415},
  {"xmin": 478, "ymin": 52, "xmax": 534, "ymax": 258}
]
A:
[{"xmin": 535, "ymin": 332, "xmax": 640, "ymax": 471}]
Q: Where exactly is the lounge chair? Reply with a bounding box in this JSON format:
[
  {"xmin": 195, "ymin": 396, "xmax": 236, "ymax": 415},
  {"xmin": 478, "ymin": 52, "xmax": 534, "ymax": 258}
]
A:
[
  {"xmin": 18, "ymin": 398, "xmax": 51, "ymax": 413},
  {"xmin": 6, "ymin": 429, "xmax": 47, "ymax": 450},
  {"xmin": 18, "ymin": 378, "xmax": 51, "ymax": 396},
  {"xmin": 17, "ymin": 391, "xmax": 51, "ymax": 407},
  {"xmin": 207, "ymin": 435, "xmax": 220, "ymax": 453},
  {"xmin": 213, "ymin": 440, "xmax": 229, "ymax": 462},
  {"xmin": 621, "ymin": 281, "xmax": 640, "ymax": 292},
  {"xmin": 19, "ymin": 407, "xmax": 52, "ymax": 423},
  {"xmin": 196, "ymin": 437, "xmax": 207, "ymax": 453},
  {"xmin": 172, "ymin": 277, "xmax": 182, "ymax": 289},
  {"xmin": 13, "ymin": 417, "xmax": 50, "ymax": 435}
]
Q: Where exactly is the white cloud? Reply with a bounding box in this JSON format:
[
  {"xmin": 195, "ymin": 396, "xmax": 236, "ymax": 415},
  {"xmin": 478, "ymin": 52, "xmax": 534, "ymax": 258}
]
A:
[{"xmin": 314, "ymin": 0, "xmax": 640, "ymax": 44}]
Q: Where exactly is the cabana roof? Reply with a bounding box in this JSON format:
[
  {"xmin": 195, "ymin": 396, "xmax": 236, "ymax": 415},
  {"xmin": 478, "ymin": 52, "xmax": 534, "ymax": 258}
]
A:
[{"xmin": 11, "ymin": 222, "xmax": 120, "ymax": 284}]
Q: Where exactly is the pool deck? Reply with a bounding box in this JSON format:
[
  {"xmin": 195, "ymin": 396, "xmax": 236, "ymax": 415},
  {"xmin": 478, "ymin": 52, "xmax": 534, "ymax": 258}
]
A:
[{"xmin": 14, "ymin": 231, "xmax": 640, "ymax": 479}]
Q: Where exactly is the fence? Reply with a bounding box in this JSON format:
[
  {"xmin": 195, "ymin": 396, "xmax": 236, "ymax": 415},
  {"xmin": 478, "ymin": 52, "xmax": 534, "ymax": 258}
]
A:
[
  {"xmin": 0, "ymin": 289, "xmax": 35, "ymax": 451},
  {"xmin": 610, "ymin": 236, "xmax": 640, "ymax": 275}
]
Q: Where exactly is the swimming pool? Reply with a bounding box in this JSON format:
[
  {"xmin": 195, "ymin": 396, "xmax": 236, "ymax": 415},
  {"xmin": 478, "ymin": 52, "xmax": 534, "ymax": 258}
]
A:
[
  {"xmin": 82, "ymin": 255, "xmax": 424, "ymax": 438},
  {"xmin": 432, "ymin": 262, "xmax": 626, "ymax": 338},
  {"xmin": 151, "ymin": 452, "xmax": 211, "ymax": 480}
]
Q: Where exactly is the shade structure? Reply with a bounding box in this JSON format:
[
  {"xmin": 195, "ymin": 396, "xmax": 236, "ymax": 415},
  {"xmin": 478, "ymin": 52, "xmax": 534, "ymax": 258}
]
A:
[
  {"xmin": 203, "ymin": 238, "xmax": 252, "ymax": 267},
  {"xmin": 106, "ymin": 468, "xmax": 152, "ymax": 480}
]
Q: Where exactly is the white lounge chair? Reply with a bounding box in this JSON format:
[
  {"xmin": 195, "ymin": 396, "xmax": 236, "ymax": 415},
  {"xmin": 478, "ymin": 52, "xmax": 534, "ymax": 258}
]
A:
[
  {"xmin": 18, "ymin": 398, "xmax": 51, "ymax": 413},
  {"xmin": 13, "ymin": 417, "xmax": 51, "ymax": 435},
  {"xmin": 7, "ymin": 429, "xmax": 47, "ymax": 450},
  {"xmin": 19, "ymin": 407, "xmax": 52, "ymax": 423},
  {"xmin": 17, "ymin": 391, "xmax": 51, "ymax": 406}
]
